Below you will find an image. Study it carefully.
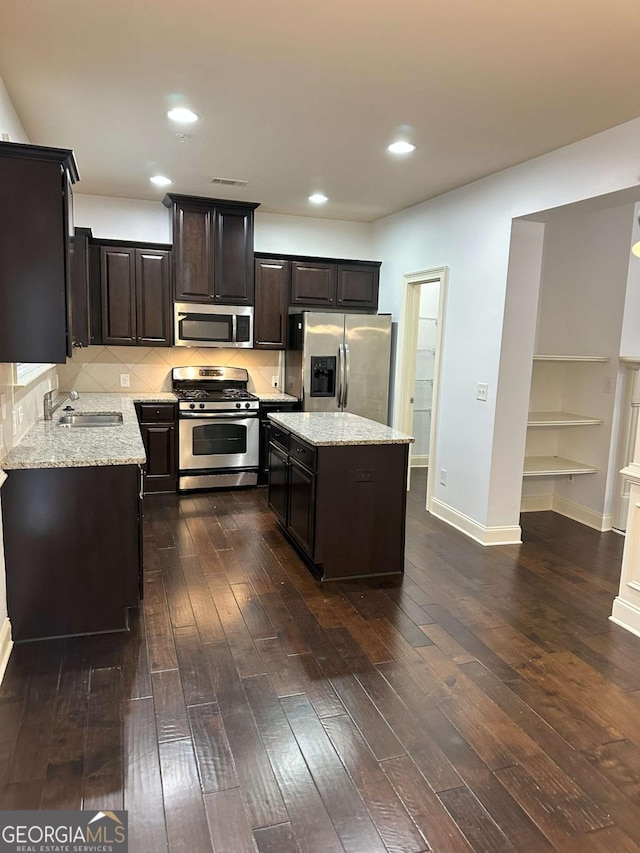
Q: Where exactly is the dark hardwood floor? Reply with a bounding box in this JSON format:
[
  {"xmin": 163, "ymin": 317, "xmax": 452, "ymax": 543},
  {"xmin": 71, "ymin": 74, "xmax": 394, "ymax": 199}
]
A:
[{"xmin": 1, "ymin": 470, "xmax": 639, "ymax": 852}]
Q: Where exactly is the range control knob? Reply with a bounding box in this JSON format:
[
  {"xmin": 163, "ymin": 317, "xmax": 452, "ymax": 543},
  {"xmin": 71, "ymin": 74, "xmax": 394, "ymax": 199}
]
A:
[
  {"xmin": 189, "ymin": 403, "xmax": 195, "ymax": 410},
  {"xmin": 235, "ymin": 402, "xmax": 241, "ymax": 409},
  {"xmin": 199, "ymin": 403, "xmax": 205, "ymax": 409},
  {"xmin": 245, "ymin": 402, "xmax": 250, "ymax": 409}
]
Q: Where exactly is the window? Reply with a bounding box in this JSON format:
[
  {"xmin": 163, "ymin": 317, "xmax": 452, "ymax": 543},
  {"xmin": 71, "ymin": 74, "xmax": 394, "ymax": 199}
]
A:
[{"xmin": 14, "ymin": 362, "xmax": 54, "ymax": 387}]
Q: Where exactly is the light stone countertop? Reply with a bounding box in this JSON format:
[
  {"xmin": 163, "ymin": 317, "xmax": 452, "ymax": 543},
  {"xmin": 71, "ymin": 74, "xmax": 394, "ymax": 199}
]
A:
[
  {"xmin": 267, "ymin": 411, "xmax": 414, "ymax": 447},
  {"xmin": 255, "ymin": 391, "xmax": 299, "ymax": 403},
  {"xmin": 1, "ymin": 393, "xmax": 153, "ymax": 470}
]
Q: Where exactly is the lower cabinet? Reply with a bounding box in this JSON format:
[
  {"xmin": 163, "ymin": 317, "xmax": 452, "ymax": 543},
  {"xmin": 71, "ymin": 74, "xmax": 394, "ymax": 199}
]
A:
[
  {"xmin": 1, "ymin": 464, "xmax": 141, "ymax": 642},
  {"xmin": 259, "ymin": 400, "xmax": 300, "ymax": 484},
  {"xmin": 135, "ymin": 403, "xmax": 177, "ymax": 493},
  {"xmin": 268, "ymin": 427, "xmax": 408, "ymax": 579}
]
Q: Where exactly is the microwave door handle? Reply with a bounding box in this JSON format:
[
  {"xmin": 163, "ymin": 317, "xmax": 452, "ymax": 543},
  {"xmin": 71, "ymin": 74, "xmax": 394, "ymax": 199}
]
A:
[
  {"xmin": 231, "ymin": 313, "xmax": 237, "ymax": 344},
  {"xmin": 343, "ymin": 343, "xmax": 350, "ymax": 410},
  {"xmin": 337, "ymin": 344, "xmax": 344, "ymax": 408}
]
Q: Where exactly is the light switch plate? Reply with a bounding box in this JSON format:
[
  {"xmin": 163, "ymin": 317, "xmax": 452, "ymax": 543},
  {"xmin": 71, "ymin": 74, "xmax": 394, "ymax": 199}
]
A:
[{"xmin": 476, "ymin": 382, "xmax": 488, "ymax": 401}]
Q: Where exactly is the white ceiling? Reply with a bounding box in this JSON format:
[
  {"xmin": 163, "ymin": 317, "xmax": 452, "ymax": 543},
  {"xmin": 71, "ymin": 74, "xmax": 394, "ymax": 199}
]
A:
[{"xmin": 2, "ymin": 0, "xmax": 640, "ymax": 222}]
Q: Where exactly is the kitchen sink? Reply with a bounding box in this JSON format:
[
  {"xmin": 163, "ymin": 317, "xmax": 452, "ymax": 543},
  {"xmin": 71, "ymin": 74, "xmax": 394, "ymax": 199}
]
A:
[{"xmin": 58, "ymin": 412, "xmax": 124, "ymax": 427}]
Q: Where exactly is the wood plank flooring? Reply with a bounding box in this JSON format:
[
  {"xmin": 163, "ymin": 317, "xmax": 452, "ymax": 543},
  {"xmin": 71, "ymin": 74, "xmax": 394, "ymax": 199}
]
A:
[{"xmin": 1, "ymin": 471, "xmax": 639, "ymax": 852}]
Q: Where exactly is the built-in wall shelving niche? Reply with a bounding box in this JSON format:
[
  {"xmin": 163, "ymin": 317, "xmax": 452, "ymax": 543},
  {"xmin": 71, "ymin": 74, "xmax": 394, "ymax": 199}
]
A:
[{"xmin": 523, "ymin": 456, "xmax": 599, "ymax": 477}]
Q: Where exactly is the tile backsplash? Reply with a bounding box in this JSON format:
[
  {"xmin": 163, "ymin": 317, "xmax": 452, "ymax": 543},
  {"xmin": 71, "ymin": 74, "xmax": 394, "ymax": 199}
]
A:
[{"xmin": 57, "ymin": 346, "xmax": 282, "ymax": 395}]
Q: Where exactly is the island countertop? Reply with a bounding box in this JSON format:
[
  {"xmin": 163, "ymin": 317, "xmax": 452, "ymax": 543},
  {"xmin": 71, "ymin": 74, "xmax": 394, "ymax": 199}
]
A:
[
  {"xmin": 1, "ymin": 393, "xmax": 149, "ymax": 470},
  {"xmin": 267, "ymin": 411, "xmax": 414, "ymax": 446}
]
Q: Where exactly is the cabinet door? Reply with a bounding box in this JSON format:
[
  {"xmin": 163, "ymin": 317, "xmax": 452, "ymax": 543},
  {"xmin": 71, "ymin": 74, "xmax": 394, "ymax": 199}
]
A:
[
  {"xmin": 214, "ymin": 205, "xmax": 255, "ymax": 304},
  {"xmin": 290, "ymin": 262, "xmax": 337, "ymax": 307},
  {"xmin": 173, "ymin": 200, "xmax": 215, "ymax": 301},
  {"xmin": 70, "ymin": 227, "xmax": 92, "ymax": 349},
  {"xmin": 101, "ymin": 246, "xmax": 136, "ymax": 345},
  {"xmin": 140, "ymin": 423, "xmax": 176, "ymax": 493},
  {"xmin": 268, "ymin": 443, "xmax": 289, "ymax": 526},
  {"xmin": 254, "ymin": 258, "xmax": 289, "ymax": 348},
  {"xmin": 287, "ymin": 458, "xmax": 315, "ymax": 557},
  {"xmin": 337, "ymin": 264, "xmax": 379, "ymax": 310},
  {"xmin": 136, "ymin": 249, "xmax": 172, "ymax": 346}
]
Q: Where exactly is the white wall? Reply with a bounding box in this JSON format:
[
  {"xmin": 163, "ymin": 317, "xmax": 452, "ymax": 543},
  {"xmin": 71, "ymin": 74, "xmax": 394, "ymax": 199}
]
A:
[
  {"xmin": 620, "ymin": 202, "xmax": 640, "ymax": 357},
  {"xmin": 74, "ymin": 194, "xmax": 375, "ymax": 259},
  {"xmin": 374, "ymin": 116, "xmax": 640, "ymax": 537},
  {"xmin": 0, "ymin": 77, "xmax": 28, "ymax": 143}
]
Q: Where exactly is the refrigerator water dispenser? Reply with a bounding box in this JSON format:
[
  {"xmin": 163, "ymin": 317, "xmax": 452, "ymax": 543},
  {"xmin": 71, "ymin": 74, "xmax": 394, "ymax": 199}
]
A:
[{"xmin": 310, "ymin": 356, "xmax": 336, "ymax": 397}]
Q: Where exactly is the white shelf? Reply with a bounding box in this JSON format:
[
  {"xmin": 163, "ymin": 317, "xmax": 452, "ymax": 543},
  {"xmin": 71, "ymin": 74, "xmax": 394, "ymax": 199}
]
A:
[
  {"xmin": 527, "ymin": 411, "xmax": 603, "ymax": 427},
  {"xmin": 533, "ymin": 355, "xmax": 609, "ymax": 363},
  {"xmin": 523, "ymin": 456, "xmax": 598, "ymax": 477}
]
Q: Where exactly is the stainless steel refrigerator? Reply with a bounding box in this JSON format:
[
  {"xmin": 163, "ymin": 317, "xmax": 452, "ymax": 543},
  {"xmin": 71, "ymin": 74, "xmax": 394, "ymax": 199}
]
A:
[{"xmin": 285, "ymin": 312, "xmax": 392, "ymax": 424}]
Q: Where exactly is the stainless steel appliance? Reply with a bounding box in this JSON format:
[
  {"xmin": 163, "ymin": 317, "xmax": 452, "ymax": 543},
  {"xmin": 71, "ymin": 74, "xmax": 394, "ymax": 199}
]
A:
[
  {"xmin": 285, "ymin": 313, "xmax": 392, "ymax": 423},
  {"xmin": 173, "ymin": 366, "xmax": 259, "ymax": 491},
  {"xmin": 174, "ymin": 302, "xmax": 253, "ymax": 348}
]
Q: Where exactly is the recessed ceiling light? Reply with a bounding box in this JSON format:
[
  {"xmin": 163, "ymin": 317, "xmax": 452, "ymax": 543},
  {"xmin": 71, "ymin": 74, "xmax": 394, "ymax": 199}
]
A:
[
  {"xmin": 387, "ymin": 141, "xmax": 416, "ymax": 154},
  {"xmin": 149, "ymin": 175, "xmax": 172, "ymax": 186},
  {"xmin": 167, "ymin": 107, "xmax": 199, "ymax": 123},
  {"xmin": 309, "ymin": 193, "xmax": 328, "ymax": 205}
]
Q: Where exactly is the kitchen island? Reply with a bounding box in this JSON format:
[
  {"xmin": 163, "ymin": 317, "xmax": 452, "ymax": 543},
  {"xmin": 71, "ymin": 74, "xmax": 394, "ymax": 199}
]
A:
[
  {"xmin": 0, "ymin": 393, "xmax": 161, "ymax": 641},
  {"xmin": 267, "ymin": 412, "xmax": 414, "ymax": 580}
]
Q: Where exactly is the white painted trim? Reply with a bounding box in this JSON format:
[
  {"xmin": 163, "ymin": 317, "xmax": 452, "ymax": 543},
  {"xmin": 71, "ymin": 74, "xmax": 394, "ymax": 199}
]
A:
[
  {"xmin": 552, "ymin": 496, "xmax": 614, "ymax": 532},
  {"xmin": 520, "ymin": 493, "xmax": 613, "ymax": 531},
  {"xmin": 610, "ymin": 597, "xmax": 640, "ymax": 639},
  {"xmin": 520, "ymin": 495, "xmax": 553, "ymax": 512},
  {"xmin": 411, "ymin": 455, "xmax": 429, "ymax": 468},
  {"xmin": 394, "ymin": 266, "xmax": 448, "ymax": 510},
  {"xmin": 431, "ymin": 497, "xmax": 522, "ymax": 546},
  {"xmin": 0, "ymin": 618, "xmax": 12, "ymax": 686}
]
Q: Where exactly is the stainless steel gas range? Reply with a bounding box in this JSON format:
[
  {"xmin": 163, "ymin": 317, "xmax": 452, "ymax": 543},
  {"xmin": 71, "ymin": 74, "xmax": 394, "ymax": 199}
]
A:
[{"xmin": 173, "ymin": 366, "xmax": 259, "ymax": 491}]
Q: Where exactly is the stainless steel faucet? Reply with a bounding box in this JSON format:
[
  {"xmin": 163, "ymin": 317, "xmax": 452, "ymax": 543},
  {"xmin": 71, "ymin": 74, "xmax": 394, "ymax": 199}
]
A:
[{"xmin": 43, "ymin": 389, "xmax": 79, "ymax": 421}]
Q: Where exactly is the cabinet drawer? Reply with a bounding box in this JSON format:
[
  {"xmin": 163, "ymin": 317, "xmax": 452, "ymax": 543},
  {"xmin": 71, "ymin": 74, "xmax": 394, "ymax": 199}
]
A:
[
  {"xmin": 290, "ymin": 436, "xmax": 316, "ymax": 471},
  {"xmin": 269, "ymin": 424, "xmax": 290, "ymax": 451},
  {"xmin": 137, "ymin": 403, "xmax": 177, "ymax": 423}
]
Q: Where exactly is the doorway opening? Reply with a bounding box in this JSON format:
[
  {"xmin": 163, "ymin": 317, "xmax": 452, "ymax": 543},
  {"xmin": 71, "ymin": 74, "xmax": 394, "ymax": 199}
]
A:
[{"xmin": 395, "ymin": 267, "xmax": 448, "ymax": 510}]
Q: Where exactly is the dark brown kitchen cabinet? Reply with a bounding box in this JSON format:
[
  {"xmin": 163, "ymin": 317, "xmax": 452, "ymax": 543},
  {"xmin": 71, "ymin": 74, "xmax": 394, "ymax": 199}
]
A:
[
  {"xmin": 135, "ymin": 403, "xmax": 177, "ymax": 493},
  {"xmin": 0, "ymin": 142, "xmax": 79, "ymax": 363},
  {"xmin": 259, "ymin": 400, "xmax": 300, "ymax": 484},
  {"xmin": 70, "ymin": 227, "xmax": 93, "ymax": 349},
  {"xmin": 254, "ymin": 258, "xmax": 289, "ymax": 348},
  {"xmin": 291, "ymin": 261, "xmax": 337, "ymax": 307},
  {"xmin": 164, "ymin": 194, "xmax": 259, "ymax": 305},
  {"xmin": 337, "ymin": 263, "xmax": 380, "ymax": 309},
  {"xmin": 268, "ymin": 424, "xmax": 408, "ymax": 580},
  {"xmin": 100, "ymin": 245, "xmax": 171, "ymax": 346},
  {"xmin": 1, "ymin": 464, "xmax": 141, "ymax": 642}
]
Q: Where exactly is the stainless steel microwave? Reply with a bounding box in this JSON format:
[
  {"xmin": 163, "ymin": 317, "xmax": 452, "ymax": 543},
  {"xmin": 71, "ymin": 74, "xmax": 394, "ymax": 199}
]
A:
[{"xmin": 174, "ymin": 303, "xmax": 253, "ymax": 348}]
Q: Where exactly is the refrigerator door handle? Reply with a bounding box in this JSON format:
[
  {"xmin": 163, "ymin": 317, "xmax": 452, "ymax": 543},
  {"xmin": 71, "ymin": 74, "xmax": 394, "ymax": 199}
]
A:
[
  {"xmin": 337, "ymin": 344, "xmax": 344, "ymax": 408},
  {"xmin": 343, "ymin": 343, "xmax": 350, "ymax": 409}
]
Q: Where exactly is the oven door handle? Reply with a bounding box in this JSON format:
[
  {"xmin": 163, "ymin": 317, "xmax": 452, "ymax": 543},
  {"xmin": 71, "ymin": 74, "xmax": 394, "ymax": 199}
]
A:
[{"xmin": 179, "ymin": 411, "xmax": 259, "ymax": 419}]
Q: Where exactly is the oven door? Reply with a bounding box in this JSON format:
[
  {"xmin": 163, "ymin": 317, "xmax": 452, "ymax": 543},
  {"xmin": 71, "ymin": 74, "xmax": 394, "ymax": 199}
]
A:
[{"xmin": 179, "ymin": 413, "xmax": 259, "ymax": 471}]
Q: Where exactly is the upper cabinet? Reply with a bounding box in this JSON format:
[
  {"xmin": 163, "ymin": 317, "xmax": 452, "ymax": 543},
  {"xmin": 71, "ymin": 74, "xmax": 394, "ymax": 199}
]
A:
[
  {"xmin": 164, "ymin": 194, "xmax": 259, "ymax": 305},
  {"xmin": 0, "ymin": 142, "xmax": 79, "ymax": 363},
  {"xmin": 254, "ymin": 258, "xmax": 289, "ymax": 349},
  {"xmin": 290, "ymin": 258, "xmax": 380, "ymax": 311},
  {"xmin": 99, "ymin": 244, "xmax": 172, "ymax": 347}
]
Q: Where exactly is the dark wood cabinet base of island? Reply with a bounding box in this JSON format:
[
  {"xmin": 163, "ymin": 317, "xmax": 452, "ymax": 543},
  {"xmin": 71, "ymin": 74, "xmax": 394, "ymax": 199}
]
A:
[
  {"xmin": 1, "ymin": 465, "xmax": 142, "ymax": 642},
  {"xmin": 268, "ymin": 431, "xmax": 408, "ymax": 580}
]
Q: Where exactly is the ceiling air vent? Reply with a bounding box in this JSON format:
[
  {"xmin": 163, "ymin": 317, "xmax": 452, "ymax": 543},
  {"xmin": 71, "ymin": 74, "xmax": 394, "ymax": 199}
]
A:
[{"xmin": 209, "ymin": 177, "xmax": 248, "ymax": 187}]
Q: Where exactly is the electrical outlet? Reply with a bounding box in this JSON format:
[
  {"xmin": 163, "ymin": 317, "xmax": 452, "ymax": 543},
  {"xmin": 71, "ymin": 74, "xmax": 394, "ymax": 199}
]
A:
[
  {"xmin": 272, "ymin": 375, "xmax": 279, "ymax": 388},
  {"xmin": 12, "ymin": 410, "xmax": 17, "ymax": 436},
  {"xmin": 476, "ymin": 383, "xmax": 488, "ymax": 402},
  {"xmin": 440, "ymin": 468, "xmax": 447, "ymax": 486},
  {"xmin": 17, "ymin": 405, "xmax": 24, "ymax": 425},
  {"xmin": 120, "ymin": 373, "xmax": 130, "ymax": 388}
]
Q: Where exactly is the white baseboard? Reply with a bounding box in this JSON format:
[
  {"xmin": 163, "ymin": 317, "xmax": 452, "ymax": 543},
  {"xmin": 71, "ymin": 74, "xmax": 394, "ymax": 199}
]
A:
[
  {"xmin": 521, "ymin": 494, "xmax": 613, "ymax": 532},
  {"xmin": 430, "ymin": 498, "xmax": 522, "ymax": 546},
  {"xmin": 411, "ymin": 455, "xmax": 429, "ymax": 468},
  {"xmin": 0, "ymin": 617, "xmax": 13, "ymax": 686},
  {"xmin": 610, "ymin": 597, "xmax": 640, "ymax": 639}
]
